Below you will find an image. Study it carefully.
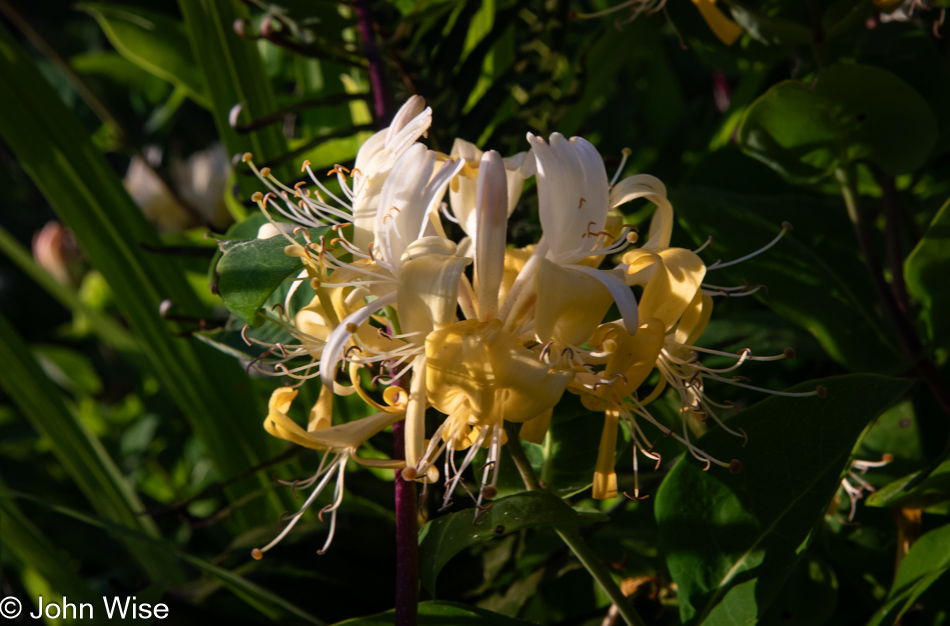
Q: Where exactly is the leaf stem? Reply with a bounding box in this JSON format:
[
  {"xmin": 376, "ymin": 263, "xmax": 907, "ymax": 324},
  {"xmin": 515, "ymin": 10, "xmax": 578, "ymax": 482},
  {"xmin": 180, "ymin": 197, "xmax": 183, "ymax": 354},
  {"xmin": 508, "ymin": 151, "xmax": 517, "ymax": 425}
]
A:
[{"xmin": 504, "ymin": 423, "xmax": 647, "ymax": 626}]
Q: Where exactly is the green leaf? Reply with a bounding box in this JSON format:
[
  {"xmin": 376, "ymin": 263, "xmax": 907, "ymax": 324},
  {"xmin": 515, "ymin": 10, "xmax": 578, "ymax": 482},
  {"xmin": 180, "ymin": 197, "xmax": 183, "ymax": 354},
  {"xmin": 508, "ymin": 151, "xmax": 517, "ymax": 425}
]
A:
[
  {"xmin": 0, "ymin": 223, "xmax": 136, "ymax": 352},
  {"xmin": 77, "ymin": 3, "xmax": 211, "ymax": 108},
  {"xmin": 178, "ymin": 0, "xmax": 289, "ymax": 195},
  {"xmin": 0, "ymin": 313, "xmax": 184, "ymax": 583},
  {"xmin": 726, "ymin": 4, "xmax": 812, "ymax": 46},
  {"xmin": 0, "ymin": 488, "xmax": 98, "ymax": 604},
  {"xmin": 0, "ymin": 25, "xmax": 283, "ymax": 524},
  {"xmin": 739, "ymin": 64, "xmax": 937, "ymax": 181},
  {"xmin": 214, "ymin": 218, "xmax": 328, "ymax": 326},
  {"xmin": 32, "ymin": 345, "xmax": 103, "ymax": 395},
  {"xmin": 867, "ymin": 523, "xmax": 950, "ymax": 626},
  {"xmin": 418, "ymin": 491, "xmax": 608, "ymax": 594},
  {"xmin": 905, "ymin": 197, "xmax": 950, "ymax": 348},
  {"xmin": 654, "ymin": 374, "xmax": 911, "ymax": 625},
  {"xmin": 866, "ymin": 459, "xmax": 950, "ymax": 510},
  {"xmin": 672, "ymin": 188, "xmax": 904, "ymax": 373},
  {"xmin": 0, "ymin": 488, "xmax": 326, "ymax": 626},
  {"xmin": 331, "ymin": 600, "xmax": 534, "ymax": 625},
  {"xmin": 757, "ymin": 552, "xmax": 838, "ymax": 626}
]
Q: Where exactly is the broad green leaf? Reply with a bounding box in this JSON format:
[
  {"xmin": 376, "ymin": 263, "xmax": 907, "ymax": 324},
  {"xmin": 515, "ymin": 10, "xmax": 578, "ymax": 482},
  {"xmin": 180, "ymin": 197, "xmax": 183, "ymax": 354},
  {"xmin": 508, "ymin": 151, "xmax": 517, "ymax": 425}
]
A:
[
  {"xmin": 540, "ymin": 396, "xmax": 607, "ymax": 497},
  {"xmin": 0, "ymin": 313, "xmax": 183, "ymax": 583},
  {"xmin": 0, "ymin": 488, "xmax": 325, "ymax": 626},
  {"xmin": 0, "ymin": 26, "xmax": 283, "ymax": 524},
  {"xmin": 78, "ymin": 3, "xmax": 211, "ymax": 108},
  {"xmin": 178, "ymin": 0, "xmax": 289, "ymax": 194},
  {"xmin": 739, "ymin": 64, "xmax": 937, "ymax": 181},
  {"xmin": 905, "ymin": 197, "xmax": 950, "ymax": 348},
  {"xmin": 214, "ymin": 217, "xmax": 329, "ymax": 326},
  {"xmin": 655, "ymin": 374, "xmax": 911, "ymax": 625},
  {"xmin": 866, "ymin": 459, "xmax": 950, "ymax": 510},
  {"xmin": 418, "ymin": 491, "xmax": 608, "ymax": 594},
  {"xmin": 867, "ymin": 523, "xmax": 950, "ymax": 626},
  {"xmin": 332, "ymin": 600, "xmax": 534, "ymax": 625},
  {"xmin": 672, "ymin": 188, "xmax": 904, "ymax": 373}
]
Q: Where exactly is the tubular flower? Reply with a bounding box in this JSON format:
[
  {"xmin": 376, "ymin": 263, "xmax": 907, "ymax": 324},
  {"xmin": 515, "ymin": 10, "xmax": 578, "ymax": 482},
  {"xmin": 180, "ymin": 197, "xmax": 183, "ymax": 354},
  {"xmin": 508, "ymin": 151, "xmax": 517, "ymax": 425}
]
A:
[
  {"xmin": 235, "ymin": 97, "xmax": 814, "ymax": 557},
  {"xmin": 252, "ymin": 387, "xmax": 406, "ymax": 557}
]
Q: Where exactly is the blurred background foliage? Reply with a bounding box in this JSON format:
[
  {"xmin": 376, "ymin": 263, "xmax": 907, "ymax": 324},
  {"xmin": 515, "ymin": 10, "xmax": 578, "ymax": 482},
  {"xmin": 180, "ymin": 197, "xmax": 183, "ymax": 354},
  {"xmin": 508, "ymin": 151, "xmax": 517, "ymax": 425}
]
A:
[{"xmin": 1, "ymin": 0, "xmax": 950, "ymax": 624}]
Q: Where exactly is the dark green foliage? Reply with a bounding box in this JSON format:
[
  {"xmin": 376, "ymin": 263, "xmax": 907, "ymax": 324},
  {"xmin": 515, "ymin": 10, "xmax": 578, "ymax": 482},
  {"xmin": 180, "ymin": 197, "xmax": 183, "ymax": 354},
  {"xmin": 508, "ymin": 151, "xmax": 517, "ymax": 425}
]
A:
[{"xmin": 2, "ymin": 0, "xmax": 950, "ymax": 624}]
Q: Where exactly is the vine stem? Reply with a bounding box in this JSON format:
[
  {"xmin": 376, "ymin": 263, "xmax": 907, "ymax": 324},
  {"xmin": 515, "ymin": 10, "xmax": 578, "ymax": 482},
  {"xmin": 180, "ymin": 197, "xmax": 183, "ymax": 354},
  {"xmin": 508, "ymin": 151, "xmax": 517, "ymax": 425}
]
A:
[
  {"xmin": 392, "ymin": 419, "xmax": 418, "ymax": 626},
  {"xmin": 504, "ymin": 424, "xmax": 648, "ymax": 626},
  {"xmin": 835, "ymin": 165, "xmax": 950, "ymax": 420},
  {"xmin": 353, "ymin": 0, "xmax": 392, "ymax": 128}
]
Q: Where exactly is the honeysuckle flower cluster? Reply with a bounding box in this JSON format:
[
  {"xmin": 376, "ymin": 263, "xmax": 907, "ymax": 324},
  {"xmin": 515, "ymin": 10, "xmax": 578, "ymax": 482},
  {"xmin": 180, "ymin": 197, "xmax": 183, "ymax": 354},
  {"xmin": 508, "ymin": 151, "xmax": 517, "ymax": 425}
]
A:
[{"xmin": 243, "ymin": 97, "xmax": 817, "ymax": 558}]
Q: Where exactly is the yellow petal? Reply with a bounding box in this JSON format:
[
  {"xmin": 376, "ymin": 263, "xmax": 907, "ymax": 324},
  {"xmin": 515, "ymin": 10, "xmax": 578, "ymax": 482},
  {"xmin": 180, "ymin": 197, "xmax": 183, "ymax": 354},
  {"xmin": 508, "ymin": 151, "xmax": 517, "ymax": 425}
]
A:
[
  {"xmin": 675, "ymin": 292, "xmax": 714, "ymax": 347},
  {"xmin": 692, "ymin": 0, "xmax": 743, "ymax": 46},
  {"xmin": 535, "ymin": 258, "xmax": 613, "ymax": 347},
  {"xmin": 593, "ymin": 410, "xmax": 620, "ymax": 500},
  {"xmin": 520, "ymin": 408, "xmax": 553, "ymax": 444},
  {"xmin": 639, "ymin": 248, "xmax": 706, "ymax": 332},
  {"xmin": 264, "ymin": 386, "xmax": 403, "ymax": 451},
  {"xmin": 397, "ymin": 237, "xmax": 472, "ymax": 340}
]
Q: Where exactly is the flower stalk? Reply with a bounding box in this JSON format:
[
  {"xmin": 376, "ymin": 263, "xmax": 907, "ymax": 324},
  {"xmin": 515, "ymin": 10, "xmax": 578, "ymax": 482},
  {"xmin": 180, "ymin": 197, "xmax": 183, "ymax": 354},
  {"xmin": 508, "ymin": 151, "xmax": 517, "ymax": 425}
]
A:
[{"xmin": 393, "ymin": 419, "xmax": 418, "ymax": 626}]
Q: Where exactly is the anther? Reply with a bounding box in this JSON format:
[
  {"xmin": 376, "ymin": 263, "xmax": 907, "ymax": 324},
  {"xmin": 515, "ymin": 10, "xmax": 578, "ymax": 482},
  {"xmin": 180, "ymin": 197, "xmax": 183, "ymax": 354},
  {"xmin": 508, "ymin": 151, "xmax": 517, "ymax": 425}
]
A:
[
  {"xmin": 882, "ymin": 453, "xmax": 894, "ymax": 462},
  {"xmin": 260, "ymin": 167, "xmax": 272, "ymax": 177},
  {"xmin": 252, "ymin": 191, "xmax": 264, "ymax": 202},
  {"xmin": 701, "ymin": 458, "xmax": 712, "ymax": 471},
  {"xmin": 251, "ymin": 548, "xmax": 264, "ymax": 560},
  {"xmin": 738, "ymin": 427, "xmax": 748, "ymax": 447},
  {"xmin": 578, "ymin": 197, "xmax": 587, "ymax": 209},
  {"xmin": 346, "ymin": 322, "xmax": 358, "ymax": 333},
  {"xmin": 738, "ymin": 348, "xmax": 752, "ymax": 357},
  {"xmin": 622, "ymin": 148, "xmax": 632, "ymax": 156},
  {"xmin": 782, "ymin": 221, "xmax": 793, "ymax": 231},
  {"xmin": 729, "ymin": 459, "xmax": 743, "ymax": 474},
  {"xmin": 241, "ymin": 325, "xmax": 252, "ymax": 346},
  {"xmin": 624, "ymin": 491, "xmax": 650, "ymax": 501},
  {"xmin": 242, "ymin": 152, "xmax": 253, "ymax": 163},
  {"xmin": 345, "ymin": 346, "xmax": 363, "ymax": 359},
  {"xmin": 300, "ymin": 160, "xmax": 311, "ymax": 173},
  {"xmin": 816, "ymin": 385, "xmax": 827, "ymax": 398},
  {"xmin": 783, "ymin": 347, "xmax": 796, "ymax": 359},
  {"xmin": 402, "ymin": 467, "xmax": 418, "ymax": 481}
]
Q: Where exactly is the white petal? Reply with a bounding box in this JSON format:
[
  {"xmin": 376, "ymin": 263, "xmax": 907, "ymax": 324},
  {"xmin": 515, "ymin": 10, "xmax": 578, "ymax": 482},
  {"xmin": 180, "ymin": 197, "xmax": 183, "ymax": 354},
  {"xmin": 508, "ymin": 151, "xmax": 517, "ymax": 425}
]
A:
[
  {"xmin": 567, "ymin": 264, "xmax": 639, "ymax": 334},
  {"xmin": 475, "ymin": 150, "xmax": 508, "ymax": 320},
  {"xmin": 319, "ymin": 291, "xmax": 398, "ymax": 388}
]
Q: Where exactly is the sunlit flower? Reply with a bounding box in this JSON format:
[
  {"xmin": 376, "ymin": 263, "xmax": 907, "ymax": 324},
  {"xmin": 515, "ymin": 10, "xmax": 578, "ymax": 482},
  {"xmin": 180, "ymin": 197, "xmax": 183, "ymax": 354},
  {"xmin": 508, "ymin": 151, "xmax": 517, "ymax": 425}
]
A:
[{"xmin": 251, "ymin": 387, "xmax": 406, "ymax": 557}]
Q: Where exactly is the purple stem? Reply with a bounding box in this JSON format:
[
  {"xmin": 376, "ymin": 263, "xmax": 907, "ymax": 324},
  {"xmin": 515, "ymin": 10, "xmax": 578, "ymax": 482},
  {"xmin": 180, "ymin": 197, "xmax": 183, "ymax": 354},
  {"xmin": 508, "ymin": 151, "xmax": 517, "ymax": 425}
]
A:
[
  {"xmin": 353, "ymin": 0, "xmax": 391, "ymax": 128},
  {"xmin": 392, "ymin": 419, "xmax": 418, "ymax": 626}
]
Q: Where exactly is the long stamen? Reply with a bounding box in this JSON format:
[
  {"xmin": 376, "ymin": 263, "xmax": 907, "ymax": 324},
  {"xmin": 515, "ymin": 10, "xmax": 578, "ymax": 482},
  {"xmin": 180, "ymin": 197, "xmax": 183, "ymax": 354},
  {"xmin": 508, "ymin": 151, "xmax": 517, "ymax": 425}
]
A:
[{"xmin": 706, "ymin": 222, "xmax": 792, "ymax": 271}]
